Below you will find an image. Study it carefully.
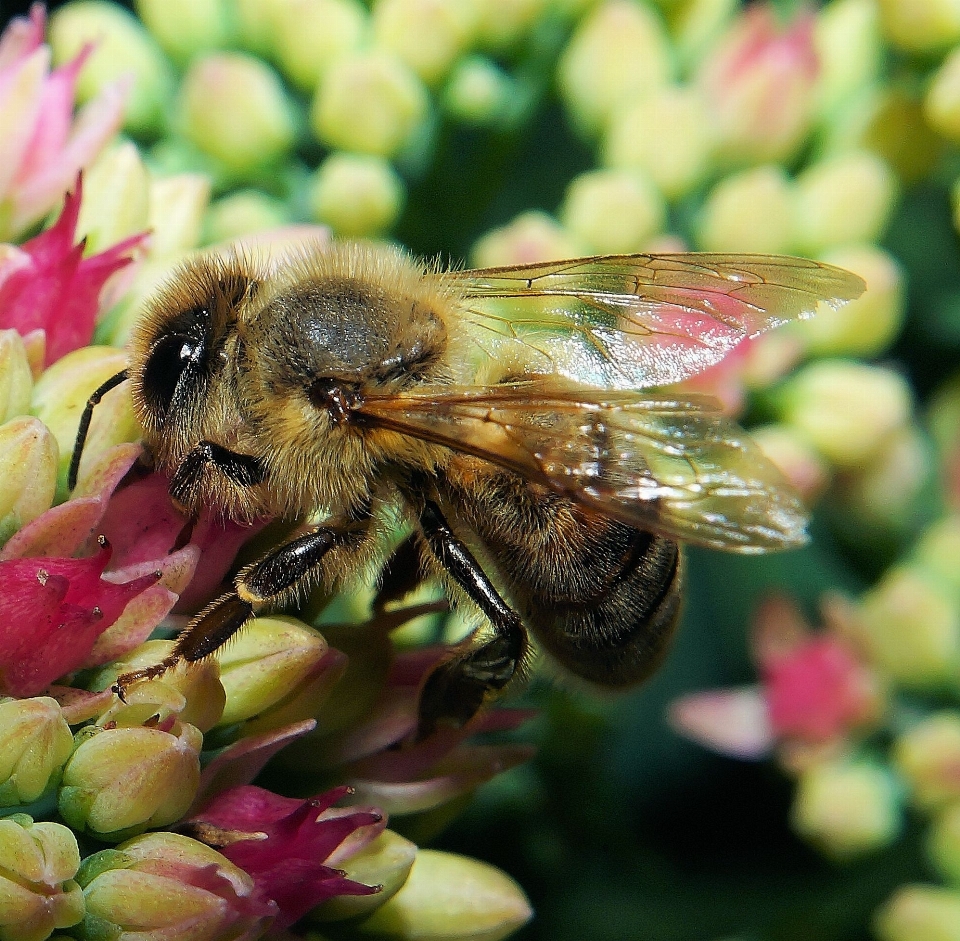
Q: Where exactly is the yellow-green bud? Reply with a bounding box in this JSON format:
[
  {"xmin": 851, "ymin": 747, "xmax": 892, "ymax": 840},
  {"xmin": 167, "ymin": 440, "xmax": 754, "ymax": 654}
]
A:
[
  {"xmin": 30, "ymin": 346, "xmax": 138, "ymax": 497},
  {"xmin": 471, "ymin": 210, "xmax": 585, "ymax": 267},
  {"xmin": 203, "ymin": 190, "xmax": 291, "ymax": 244},
  {"xmin": 0, "ymin": 417, "xmax": 56, "ymax": 542},
  {"xmin": 749, "ymin": 423, "xmax": 830, "ymax": 504},
  {"xmin": 79, "ymin": 831, "xmax": 262, "ymax": 940},
  {"xmin": 75, "ymin": 142, "xmax": 151, "ymax": 255},
  {"xmin": 814, "ymin": 0, "xmax": 882, "ymax": 118},
  {"xmin": 49, "ymin": 0, "xmax": 174, "ymax": 136},
  {"xmin": 875, "ymin": 885, "xmax": 960, "ymax": 941},
  {"xmin": 135, "ymin": 0, "xmax": 232, "ymax": 65},
  {"xmin": 0, "ymin": 330, "xmax": 32, "ymax": 425},
  {"xmin": 894, "ymin": 713, "xmax": 960, "ymax": 809},
  {"xmin": 178, "ymin": 53, "xmax": 297, "ymax": 176},
  {"xmin": 794, "ymin": 152, "xmax": 897, "ymax": 255},
  {"xmin": 560, "ymin": 168, "xmax": 666, "ymax": 253},
  {"xmin": 474, "ymin": 0, "xmax": 546, "ymax": 50},
  {"xmin": 912, "ymin": 515, "xmax": 960, "ymax": 598},
  {"xmin": 602, "ymin": 84, "xmax": 713, "ymax": 201},
  {"xmin": 0, "ymin": 817, "xmax": 83, "ymax": 941},
  {"xmin": 233, "ymin": 0, "xmax": 285, "ymax": 56},
  {"xmin": 790, "ymin": 759, "xmax": 901, "ymax": 859},
  {"xmin": 797, "ymin": 245, "xmax": 904, "ymax": 357},
  {"xmin": 776, "ymin": 360, "xmax": 912, "ymax": 468},
  {"xmin": 312, "ymin": 829, "xmax": 417, "ymax": 922},
  {"xmin": 666, "ymin": 0, "xmax": 738, "ymax": 69},
  {"xmin": 60, "ymin": 722, "xmax": 202, "ymax": 841},
  {"xmin": 557, "ymin": 0, "xmax": 674, "ymax": 137},
  {"xmin": 0, "ymin": 698, "xmax": 73, "ymax": 807},
  {"xmin": 373, "ymin": 0, "xmax": 477, "ymax": 86},
  {"xmin": 148, "ymin": 174, "xmax": 212, "ymax": 260},
  {"xmin": 312, "ymin": 52, "xmax": 430, "ymax": 158},
  {"xmin": 214, "ymin": 615, "xmax": 333, "ymax": 729},
  {"xmin": 859, "ymin": 567, "xmax": 960, "ymax": 690},
  {"xmin": 357, "ymin": 849, "xmax": 532, "ymax": 941},
  {"xmin": 877, "ymin": 0, "xmax": 960, "ymax": 53},
  {"xmin": 443, "ymin": 55, "xmax": 515, "ymax": 126},
  {"xmin": 696, "ymin": 165, "xmax": 795, "ymax": 253},
  {"xmin": 272, "ymin": 0, "xmax": 368, "ymax": 92},
  {"xmin": 309, "ymin": 153, "xmax": 406, "ymax": 237},
  {"xmin": 926, "ymin": 46, "xmax": 960, "ymax": 144},
  {"xmin": 929, "ymin": 802, "xmax": 960, "ymax": 884}
]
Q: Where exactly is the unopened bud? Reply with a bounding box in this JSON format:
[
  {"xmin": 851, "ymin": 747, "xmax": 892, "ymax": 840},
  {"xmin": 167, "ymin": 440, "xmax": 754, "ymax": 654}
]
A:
[
  {"xmin": 875, "ymin": 884, "xmax": 960, "ymax": 941},
  {"xmin": 0, "ymin": 417, "xmax": 57, "ymax": 542},
  {"xmin": 0, "ymin": 698, "xmax": 73, "ymax": 807},
  {"xmin": 814, "ymin": 0, "xmax": 882, "ymax": 118},
  {"xmin": 929, "ymin": 802, "xmax": 960, "ymax": 884},
  {"xmin": 76, "ymin": 142, "xmax": 151, "ymax": 254},
  {"xmin": 893, "ymin": 712, "xmax": 960, "ymax": 809},
  {"xmin": 560, "ymin": 168, "xmax": 666, "ymax": 253},
  {"xmin": 749, "ymin": 423, "xmax": 830, "ymax": 504},
  {"xmin": 148, "ymin": 174, "xmax": 212, "ymax": 259},
  {"xmin": 134, "ymin": 0, "xmax": 232, "ymax": 65},
  {"xmin": 877, "ymin": 0, "xmax": 960, "ymax": 53},
  {"xmin": 443, "ymin": 55, "xmax": 517, "ymax": 126},
  {"xmin": 0, "ymin": 330, "xmax": 32, "ymax": 424},
  {"xmin": 203, "ymin": 190, "xmax": 291, "ymax": 244},
  {"xmin": 911, "ymin": 515, "xmax": 960, "ymax": 598},
  {"xmin": 471, "ymin": 211, "xmax": 585, "ymax": 267},
  {"xmin": 474, "ymin": 0, "xmax": 545, "ymax": 50},
  {"xmin": 309, "ymin": 153, "xmax": 405, "ymax": 237},
  {"xmin": 696, "ymin": 165, "xmax": 795, "ymax": 253},
  {"xmin": 666, "ymin": 0, "xmax": 738, "ymax": 68},
  {"xmin": 311, "ymin": 51, "xmax": 430, "ymax": 158}
]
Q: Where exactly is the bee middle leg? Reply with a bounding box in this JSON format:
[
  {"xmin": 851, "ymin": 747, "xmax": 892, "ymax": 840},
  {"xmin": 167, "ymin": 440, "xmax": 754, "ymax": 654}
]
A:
[{"xmin": 416, "ymin": 499, "xmax": 527, "ymax": 737}]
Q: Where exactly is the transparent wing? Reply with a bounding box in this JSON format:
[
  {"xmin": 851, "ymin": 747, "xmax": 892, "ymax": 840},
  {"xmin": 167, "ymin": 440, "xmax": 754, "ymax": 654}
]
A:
[
  {"xmin": 439, "ymin": 253, "xmax": 865, "ymax": 389},
  {"xmin": 359, "ymin": 383, "xmax": 808, "ymax": 552}
]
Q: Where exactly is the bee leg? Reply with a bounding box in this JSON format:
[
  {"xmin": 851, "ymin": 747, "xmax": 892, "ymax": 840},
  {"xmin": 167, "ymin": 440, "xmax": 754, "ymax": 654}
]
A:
[
  {"xmin": 167, "ymin": 440, "xmax": 267, "ymax": 508},
  {"xmin": 113, "ymin": 525, "xmax": 355, "ymax": 694},
  {"xmin": 416, "ymin": 500, "xmax": 527, "ymax": 738}
]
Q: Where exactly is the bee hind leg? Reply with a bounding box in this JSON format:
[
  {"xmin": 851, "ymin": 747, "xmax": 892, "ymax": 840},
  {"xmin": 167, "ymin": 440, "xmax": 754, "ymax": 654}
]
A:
[{"xmin": 416, "ymin": 500, "xmax": 527, "ymax": 739}]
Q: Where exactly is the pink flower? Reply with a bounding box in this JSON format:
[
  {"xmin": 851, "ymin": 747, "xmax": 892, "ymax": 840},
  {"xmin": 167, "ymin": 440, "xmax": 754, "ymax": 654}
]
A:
[
  {"xmin": 0, "ymin": 539, "xmax": 158, "ymax": 697},
  {"xmin": 189, "ymin": 784, "xmax": 382, "ymax": 929},
  {"xmin": 0, "ymin": 176, "xmax": 146, "ymax": 365},
  {"xmin": 669, "ymin": 594, "xmax": 885, "ymax": 769},
  {"xmin": 697, "ymin": 4, "xmax": 819, "ymax": 164},
  {"xmin": 0, "ymin": 4, "xmax": 129, "ymax": 240}
]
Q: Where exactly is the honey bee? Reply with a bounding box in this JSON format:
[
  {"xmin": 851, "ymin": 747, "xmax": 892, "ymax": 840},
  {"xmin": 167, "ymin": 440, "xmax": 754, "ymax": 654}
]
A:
[{"xmin": 70, "ymin": 243, "xmax": 863, "ymax": 735}]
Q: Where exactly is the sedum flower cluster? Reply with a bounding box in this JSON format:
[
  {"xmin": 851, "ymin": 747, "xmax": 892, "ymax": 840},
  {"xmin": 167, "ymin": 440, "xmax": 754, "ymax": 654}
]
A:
[{"xmin": 0, "ymin": 0, "xmax": 959, "ymax": 939}]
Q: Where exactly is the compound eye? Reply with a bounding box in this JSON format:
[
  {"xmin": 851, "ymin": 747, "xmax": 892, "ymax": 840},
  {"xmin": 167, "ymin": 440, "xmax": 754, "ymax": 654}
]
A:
[{"xmin": 142, "ymin": 331, "xmax": 204, "ymax": 417}]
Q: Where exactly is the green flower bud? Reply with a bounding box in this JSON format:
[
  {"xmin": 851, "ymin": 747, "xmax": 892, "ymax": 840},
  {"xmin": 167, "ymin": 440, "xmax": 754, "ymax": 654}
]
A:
[
  {"xmin": 696, "ymin": 165, "xmax": 795, "ymax": 253},
  {"xmin": 311, "ymin": 51, "xmax": 430, "ymax": 158},
  {"xmin": 203, "ymin": 189, "xmax": 292, "ymax": 244},
  {"xmin": 557, "ymin": 0, "xmax": 674, "ymax": 137},
  {"xmin": 791, "ymin": 759, "xmax": 901, "ymax": 859},
  {"xmin": 309, "ymin": 153, "xmax": 405, "ymax": 237},
  {"xmin": 0, "ymin": 817, "xmax": 83, "ymax": 941},
  {"xmin": 60, "ymin": 722, "xmax": 202, "ymax": 841},
  {"xmin": 926, "ymin": 46, "xmax": 960, "ymax": 144},
  {"xmin": 929, "ymin": 802, "xmax": 960, "ymax": 884},
  {"xmin": 0, "ymin": 417, "xmax": 57, "ymax": 542},
  {"xmin": 373, "ymin": 0, "xmax": 476, "ymax": 86},
  {"xmin": 272, "ymin": 0, "xmax": 368, "ymax": 92},
  {"xmin": 214, "ymin": 615, "xmax": 333, "ymax": 729},
  {"xmin": 49, "ymin": 0, "xmax": 174, "ymax": 136},
  {"xmin": 443, "ymin": 56, "xmax": 516, "ymax": 126},
  {"xmin": 859, "ymin": 569, "xmax": 960, "ymax": 691},
  {"xmin": 797, "ymin": 245, "xmax": 904, "ymax": 357},
  {"xmin": 912, "ymin": 515, "xmax": 960, "ymax": 598},
  {"xmin": 602, "ymin": 84, "xmax": 713, "ymax": 201},
  {"xmin": 474, "ymin": 0, "xmax": 545, "ymax": 50},
  {"xmin": 0, "ymin": 698, "xmax": 73, "ymax": 807},
  {"xmin": 875, "ymin": 885, "xmax": 960, "ymax": 941},
  {"xmin": 178, "ymin": 53, "xmax": 297, "ymax": 177},
  {"xmin": 134, "ymin": 0, "xmax": 232, "ymax": 65},
  {"xmin": 78, "ymin": 831, "xmax": 264, "ymax": 941},
  {"xmin": 893, "ymin": 713, "xmax": 960, "ymax": 809},
  {"xmin": 470, "ymin": 211, "xmax": 585, "ymax": 267},
  {"xmin": 776, "ymin": 360, "xmax": 912, "ymax": 468},
  {"xmin": 357, "ymin": 849, "xmax": 532, "ymax": 941},
  {"xmin": 311, "ymin": 829, "xmax": 417, "ymax": 922},
  {"xmin": 560, "ymin": 168, "xmax": 666, "ymax": 253},
  {"xmin": 0, "ymin": 330, "xmax": 33, "ymax": 425},
  {"xmin": 814, "ymin": 0, "xmax": 882, "ymax": 118},
  {"xmin": 877, "ymin": 0, "xmax": 960, "ymax": 53},
  {"xmin": 30, "ymin": 346, "xmax": 138, "ymax": 497},
  {"xmin": 148, "ymin": 174, "xmax": 212, "ymax": 259},
  {"xmin": 666, "ymin": 0, "xmax": 738, "ymax": 69},
  {"xmin": 234, "ymin": 0, "xmax": 285, "ymax": 56},
  {"xmin": 75, "ymin": 142, "xmax": 151, "ymax": 255},
  {"xmin": 794, "ymin": 151, "xmax": 897, "ymax": 254},
  {"xmin": 749, "ymin": 423, "xmax": 830, "ymax": 504}
]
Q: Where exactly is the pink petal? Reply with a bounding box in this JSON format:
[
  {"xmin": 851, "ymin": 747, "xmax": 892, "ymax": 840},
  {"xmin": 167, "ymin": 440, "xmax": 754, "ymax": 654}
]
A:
[
  {"xmin": 0, "ymin": 4, "xmax": 45, "ymax": 68},
  {"xmin": 668, "ymin": 687, "xmax": 774, "ymax": 760},
  {"xmin": 0, "ymin": 46, "xmax": 48, "ymax": 204}
]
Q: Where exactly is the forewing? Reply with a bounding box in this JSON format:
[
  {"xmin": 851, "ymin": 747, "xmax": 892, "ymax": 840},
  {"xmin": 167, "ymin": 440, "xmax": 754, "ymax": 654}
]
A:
[
  {"xmin": 442, "ymin": 253, "xmax": 865, "ymax": 389},
  {"xmin": 359, "ymin": 384, "xmax": 808, "ymax": 552}
]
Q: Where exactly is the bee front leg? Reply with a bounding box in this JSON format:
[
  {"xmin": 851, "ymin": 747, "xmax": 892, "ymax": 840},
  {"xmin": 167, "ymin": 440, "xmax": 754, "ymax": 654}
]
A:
[
  {"xmin": 416, "ymin": 500, "xmax": 528, "ymax": 738},
  {"xmin": 113, "ymin": 524, "xmax": 362, "ymax": 694}
]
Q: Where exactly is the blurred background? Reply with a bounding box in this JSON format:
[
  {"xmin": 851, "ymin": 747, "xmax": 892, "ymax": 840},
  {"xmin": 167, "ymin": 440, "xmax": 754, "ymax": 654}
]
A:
[{"xmin": 2, "ymin": 1, "xmax": 960, "ymax": 939}]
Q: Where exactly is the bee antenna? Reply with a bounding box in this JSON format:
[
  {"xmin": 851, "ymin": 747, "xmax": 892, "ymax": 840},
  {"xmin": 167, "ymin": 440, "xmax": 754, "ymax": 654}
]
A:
[{"xmin": 69, "ymin": 369, "xmax": 130, "ymax": 491}]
